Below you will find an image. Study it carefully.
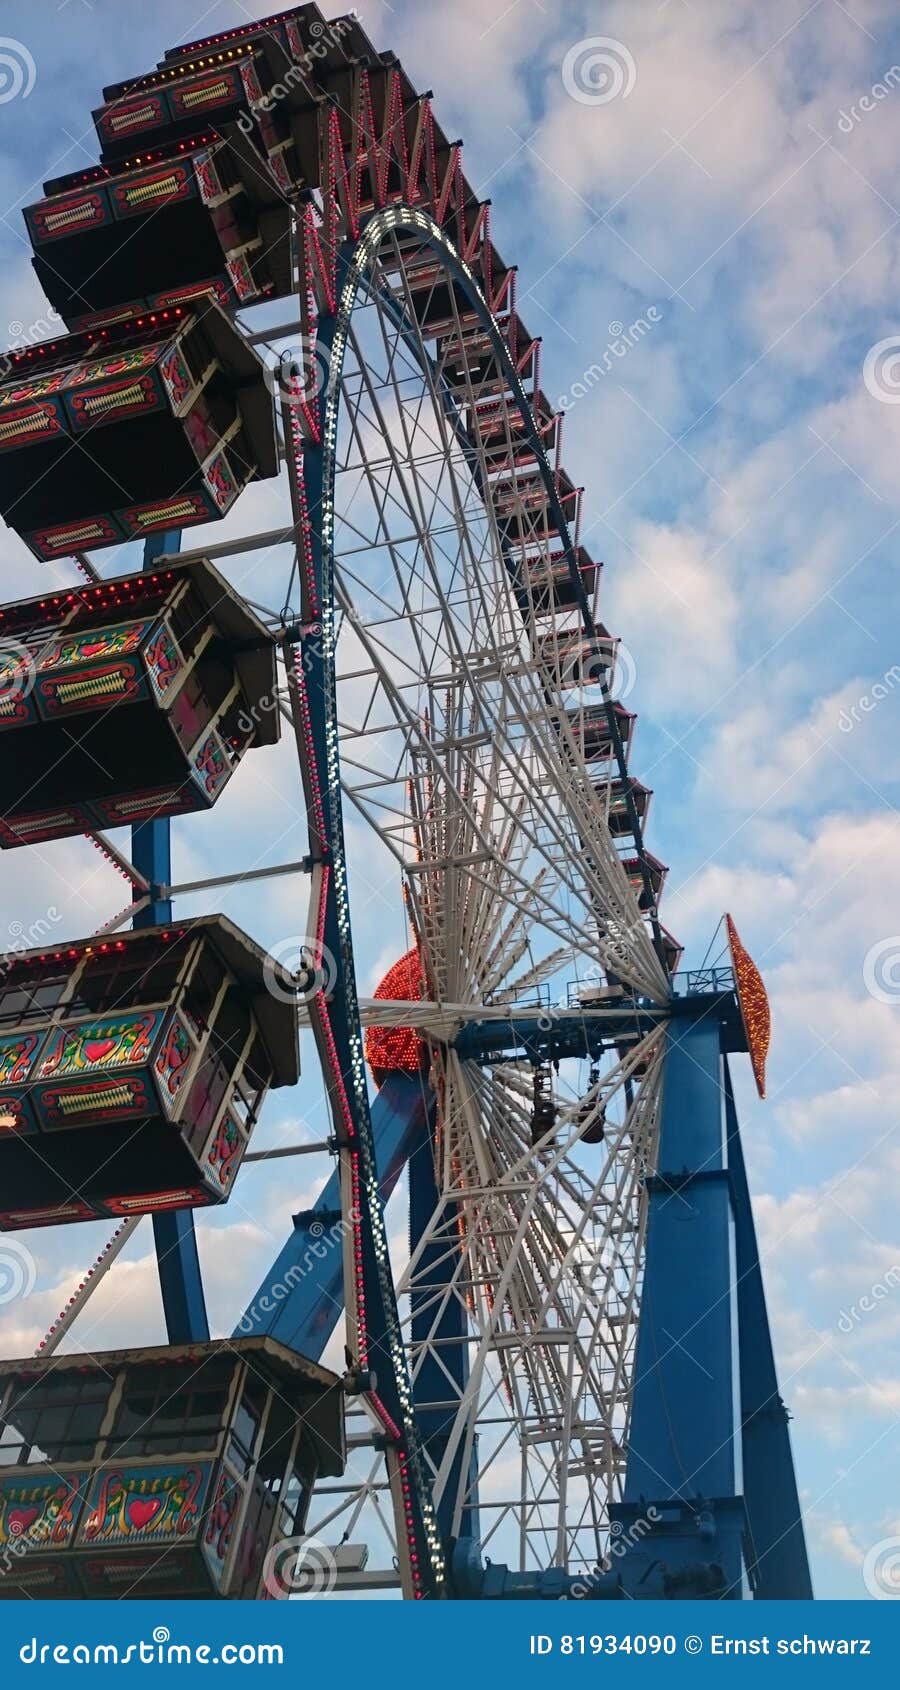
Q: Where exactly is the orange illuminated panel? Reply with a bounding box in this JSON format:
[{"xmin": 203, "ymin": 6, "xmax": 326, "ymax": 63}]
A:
[
  {"xmin": 364, "ymin": 948, "xmax": 426, "ymax": 1088},
  {"xmin": 726, "ymin": 914, "xmax": 770, "ymax": 1100}
]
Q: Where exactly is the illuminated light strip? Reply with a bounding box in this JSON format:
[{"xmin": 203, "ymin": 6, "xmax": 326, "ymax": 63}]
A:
[
  {"xmin": 105, "ymin": 103, "xmax": 160, "ymax": 133},
  {"xmin": 726, "ymin": 913, "xmax": 770, "ymax": 1100},
  {"xmin": 101, "ymin": 789, "xmax": 180, "ymax": 818},
  {"xmin": 40, "ymin": 522, "xmax": 112, "ymax": 551},
  {"xmin": 395, "ymin": 1447, "xmax": 425, "ymax": 1599},
  {"xmin": 36, "ymin": 1217, "xmax": 137, "ymax": 1353},
  {"xmin": 0, "ymin": 411, "xmax": 58, "ymax": 445},
  {"xmin": 299, "ymin": 201, "xmax": 337, "ymax": 318},
  {"xmin": 287, "ymin": 418, "xmax": 321, "ymax": 603},
  {"xmin": 179, "ymin": 80, "xmax": 232, "ymax": 107},
  {"xmin": 5, "ymin": 1204, "xmax": 90, "ymax": 1225},
  {"xmin": 132, "ymin": 500, "xmax": 200, "ymax": 527},
  {"xmin": 52, "ymin": 1084, "xmax": 137, "ymax": 1115},
  {"xmin": 74, "ymin": 305, "xmax": 139, "ymax": 328},
  {"xmin": 8, "ymin": 812, "xmax": 79, "ymax": 835},
  {"xmin": 85, "ymin": 832, "xmax": 144, "ymax": 888},
  {"xmin": 41, "ymin": 202, "xmax": 101, "ymax": 234},
  {"xmin": 302, "ymin": 219, "xmax": 448, "ymax": 1591},
  {"xmin": 348, "ymin": 1147, "xmax": 367, "ymax": 1363},
  {"xmin": 120, "ymin": 173, "xmax": 184, "ymax": 207},
  {"xmin": 291, "ymin": 659, "xmax": 326, "ymax": 841},
  {"xmin": 78, "ymin": 382, "xmax": 149, "ymax": 419},
  {"xmin": 111, "ymin": 1190, "xmax": 197, "ymax": 1212},
  {"xmin": 56, "ymin": 673, "xmax": 129, "ymax": 705}
]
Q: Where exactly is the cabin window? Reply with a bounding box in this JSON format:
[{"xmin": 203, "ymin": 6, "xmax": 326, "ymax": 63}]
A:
[
  {"xmin": 0, "ymin": 975, "xmax": 71, "ymax": 1028},
  {"xmin": 78, "ymin": 944, "xmax": 187, "ymax": 1016},
  {"xmin": 0, "ymin": 1372, "xmax": 113, "ymax": 1465},
  {"xmin": 256, "ymin": 1392, "xmax": 297, "ymax": 1494},
  {"xmin": 227, "ymin": 1375, "xmax": 267, "ymax": 1475},
  {"xmin": 107, "ymin": 1359, "xmax": 233, "ymax": 1458},
  {"xmin": 277, "ymin": 1466, "xmax": 311, "ymax": 1537}
]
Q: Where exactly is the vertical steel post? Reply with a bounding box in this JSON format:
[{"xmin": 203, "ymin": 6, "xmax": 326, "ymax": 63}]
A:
[
  {"xmin": 615, "ymin": 1009, "xmax": 747, "ymax": 1597},
  {"xmin": 133, "ymin": 529, "xmax": 209, "ymax": 1344},
  {"xmin": 408, "ymin": 1107, "xmax": 478, "ymax": 1545},
  {"xmin": 724, "ymin": 1057, "xmax": 812, "ymax": 1597}
]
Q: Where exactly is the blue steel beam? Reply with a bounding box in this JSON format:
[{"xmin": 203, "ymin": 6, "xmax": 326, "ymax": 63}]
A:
[
  {"xmin": 724, "ymin": 1057, "xmax": 812, "ymax": 1598},
  {"xmin": 235, "ymin": 1072, "xmax": 429, "ymax": 1355},
  {"xmin": 616, "ymin": 1009, "xmax": 747, "ymax": 1598},
  {"xmin": 408, "ymin": 1110, "xmax": 477, "ymax": 1544},
  {"xmin": 133, "ymin": 528, "xmax": 209, "ymax": 1346}
]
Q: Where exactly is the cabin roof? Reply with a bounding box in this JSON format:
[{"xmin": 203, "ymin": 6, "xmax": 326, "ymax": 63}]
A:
[
  {"xmin": 0, "ymin": 557, "xmax": 279, "ymax": 745},
  {"xmin": 0, "ymin": 1333, "xmax": 338, "ymax": 1392},
  {"xmin": 2, "ymin": 914, "xmax": 301, "ymax": 1087},
  {"xmin": 0, "ymin": 1336, "xmax": 345, "ymax": 1477}
]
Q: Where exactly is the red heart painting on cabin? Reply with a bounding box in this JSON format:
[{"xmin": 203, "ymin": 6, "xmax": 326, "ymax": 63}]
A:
[
  {"xmin": 7, "ymin": 1506, "xmax": 39, "ymax": 1535},
  {"xmin": 83, "ymin": 1039, "xmax": 117, "ymax": 1065},
  {"xmin": 126, "ymin": 1497, "xmax": 163, "ymax": 1531}
]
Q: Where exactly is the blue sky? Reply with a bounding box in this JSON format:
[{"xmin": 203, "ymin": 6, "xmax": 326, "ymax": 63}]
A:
[{"xmin": 0, "ymin": 0, "xmax": 898, "ymax": 1600}]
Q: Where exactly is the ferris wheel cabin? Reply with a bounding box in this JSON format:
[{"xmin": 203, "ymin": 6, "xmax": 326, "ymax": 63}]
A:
[
  {"xmin": 0, "ymin": 916, "xmax": 298, "ymax": 1230},
  {"xmin": 537, "ymin": 622, "xmax": 617, "ymax": 686},
  {"xmin": 0, "ymin": 1337, "xmax": 344, "ymax": 1599},
  {"xmin": 0, "ymin": 305, "xmax": 277, "ymax": 561},
  {"xmin": 557, "ymin": 699, "xmax": 636, "ymax": 763},
  {"xmin": 23, "ymin": 12, "xmax": 373, "ymax": 327},
  {"xmin": 27, "ymin": 133, "xmax": 292, "ymax": 332},
  {"xmin": 600, "ymin": 776, "xmax": 652, "ymax": 838},
  {"xmin": 0, "ymin": 558, "xmax": 279, "ymax": 848}
]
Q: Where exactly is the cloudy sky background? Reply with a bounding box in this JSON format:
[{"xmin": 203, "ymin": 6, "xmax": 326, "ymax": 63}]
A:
[{"xmin": 0, "ymin": 0, "xmax": 897, "ymax": 1598}]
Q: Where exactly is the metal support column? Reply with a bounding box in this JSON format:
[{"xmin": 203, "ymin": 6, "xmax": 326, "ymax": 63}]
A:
[
  {"xmin": 133, "ymin": 528, "xmax": 209, "ymax": 1344},
  {"xmin": 724, "ymin": 1057, "xmax": 812, "ymax": 1597},
  {"xmin": 408, "ymin": 1106, "xmax": 478, "ymax": 1545},
  {"xmin": 235, "ymin": 1072, "xmax": 428, "ymax": 1354},
  {"xmin": 616, "ymin": 1008, "xmax": 746, "ymax": 1598}
]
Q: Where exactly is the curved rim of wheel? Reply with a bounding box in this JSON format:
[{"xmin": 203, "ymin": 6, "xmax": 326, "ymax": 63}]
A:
[{"xmin": 287, "ymin": 205, "xmax": 670, "ymax": 1579}]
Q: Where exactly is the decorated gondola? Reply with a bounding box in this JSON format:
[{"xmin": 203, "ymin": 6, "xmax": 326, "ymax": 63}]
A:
[
  {"xmin": 0, "ymin": 557, "xmax": 278, "ymax": 846},
  {"xmin": 0, "ymin": 1337, "xmax": 344, "ymax": 1599},
  {"xmin": 0, "ymin": 916, "xmax": 298, "ymax": 1229}
]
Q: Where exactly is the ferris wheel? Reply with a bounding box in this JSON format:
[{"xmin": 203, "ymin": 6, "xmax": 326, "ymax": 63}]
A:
[{"xmin": 0, "ymin": 6, "xmax": 810, "ymax": 1604}]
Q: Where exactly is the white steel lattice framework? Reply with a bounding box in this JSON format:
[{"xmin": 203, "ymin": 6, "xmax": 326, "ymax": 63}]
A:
[{"xmin": 28, "ymin": 9, "xmax": 683, "ymax": 1599}]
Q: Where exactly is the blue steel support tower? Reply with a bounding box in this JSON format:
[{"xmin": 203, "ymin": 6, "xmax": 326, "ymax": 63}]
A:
[
  {"xmin": 0, "ymin": 1, "xmax": 814, "ymax": 1602},
  {"xmin": 133, "ymin": 528, "xmax": 209, "ymax": 1346},
  {"xmin": 612, "ymin": 1001, "xmax": 811, "ymax": 1600}
]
